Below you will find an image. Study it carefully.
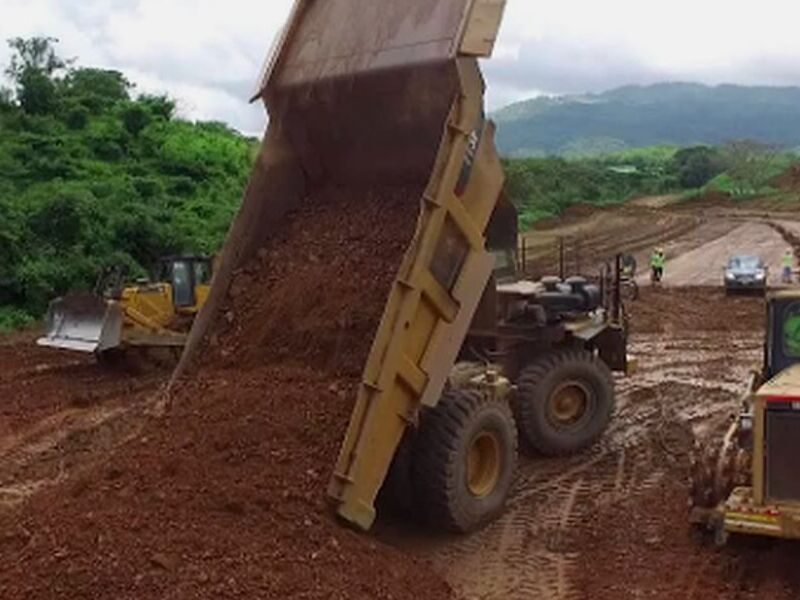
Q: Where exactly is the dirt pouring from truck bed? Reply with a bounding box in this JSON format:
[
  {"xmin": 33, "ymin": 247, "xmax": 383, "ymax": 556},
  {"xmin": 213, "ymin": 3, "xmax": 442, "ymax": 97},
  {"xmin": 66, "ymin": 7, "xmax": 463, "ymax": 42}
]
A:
[{"xmin": 0, "ymin": 185, "xmax": 456, "ymax": 600}]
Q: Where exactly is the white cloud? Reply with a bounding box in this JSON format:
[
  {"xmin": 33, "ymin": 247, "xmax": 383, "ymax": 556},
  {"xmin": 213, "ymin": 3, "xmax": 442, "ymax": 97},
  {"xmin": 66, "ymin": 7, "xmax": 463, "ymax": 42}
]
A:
[
  {"xmin": 487, "ymin": 0, "xmax": 800, "ymax": 106},
  {"xmin": 2, "ymin": 0, "xmax": 800, "ymax": 129}
]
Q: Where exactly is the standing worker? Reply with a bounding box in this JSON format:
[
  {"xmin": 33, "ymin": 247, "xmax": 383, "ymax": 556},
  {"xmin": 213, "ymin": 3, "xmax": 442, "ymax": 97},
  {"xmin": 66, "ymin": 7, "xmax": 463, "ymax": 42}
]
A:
[
  {"xmin": 783, "ymin": 250, "xmax": 794, "ymax": 284},
  {"xmin": 650, "ymin": 247, "xmax": 665, "ymax": 285}
]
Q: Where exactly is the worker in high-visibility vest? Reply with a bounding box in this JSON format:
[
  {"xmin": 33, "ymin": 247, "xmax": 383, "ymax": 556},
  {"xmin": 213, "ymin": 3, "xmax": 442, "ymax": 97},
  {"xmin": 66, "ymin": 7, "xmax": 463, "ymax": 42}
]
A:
[
  {"xmin": 650, "ymin": 248, "xmax": 665, "ymax": 283},
  {"xmin": 782, "ymin": 250, "xmax": 794, "ymax": 284}
]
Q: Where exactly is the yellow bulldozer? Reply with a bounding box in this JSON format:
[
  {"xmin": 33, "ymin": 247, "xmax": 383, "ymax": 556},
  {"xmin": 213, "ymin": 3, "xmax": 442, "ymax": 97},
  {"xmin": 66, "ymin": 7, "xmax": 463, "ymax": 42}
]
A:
[
  {"xmin": 37, "ymin": 255, "xmax": 213, "ymax": 361},
  {"xmin": 171, "ymin": 0, "xmax": 632, "ymax": 533},
  {"xmin": 691, "ymin": 290, "xmax": 800, "ymax": 544}
]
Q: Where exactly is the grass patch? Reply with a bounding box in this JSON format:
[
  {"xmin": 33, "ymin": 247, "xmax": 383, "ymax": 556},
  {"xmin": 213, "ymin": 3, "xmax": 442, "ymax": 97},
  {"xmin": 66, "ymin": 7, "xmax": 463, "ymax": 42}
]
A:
[{"xmin": 0, "ymin": 307, "xmax": 34, "ymax": 334}]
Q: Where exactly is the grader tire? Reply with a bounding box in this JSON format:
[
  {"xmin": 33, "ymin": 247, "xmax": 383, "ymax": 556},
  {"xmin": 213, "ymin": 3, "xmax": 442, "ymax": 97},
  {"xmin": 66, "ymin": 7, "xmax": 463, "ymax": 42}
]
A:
[
  {"xmin": 515, "ymin": 349, "xmax": 615, "ymax": 456},
  {"xmin": 689, "ymin": 431, "xmax": 751, "ymax": 514},
  {"xmin": 413, "ymin": 389, "xmax": 517, "ymax": 534}
]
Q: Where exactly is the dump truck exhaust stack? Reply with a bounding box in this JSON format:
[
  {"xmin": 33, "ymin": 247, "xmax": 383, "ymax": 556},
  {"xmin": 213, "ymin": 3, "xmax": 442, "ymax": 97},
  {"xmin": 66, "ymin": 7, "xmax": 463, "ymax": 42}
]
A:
[{"xmin": 174, "ymin": 0, "xmax": 508, "ymax": 531}]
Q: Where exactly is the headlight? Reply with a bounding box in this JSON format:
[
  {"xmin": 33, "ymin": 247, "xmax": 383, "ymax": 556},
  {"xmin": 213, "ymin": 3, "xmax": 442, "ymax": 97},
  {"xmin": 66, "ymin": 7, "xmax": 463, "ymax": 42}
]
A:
[
  {"xmin": 725, "ymin": 272, "xmax": 735, "ymax": 280},
  {"xmin": 756, "ymin": 271, "xmax": 766, "ymax": 280}
]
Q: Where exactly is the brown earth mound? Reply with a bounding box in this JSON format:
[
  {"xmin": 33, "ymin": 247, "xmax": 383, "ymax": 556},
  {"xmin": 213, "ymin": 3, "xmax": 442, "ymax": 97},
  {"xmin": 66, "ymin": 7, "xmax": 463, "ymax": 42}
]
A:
[
  {"xmin": 776, "ymin": 164, "xmax": 800, "ymax": 192},
  {"xmin": 630, "ymin": 287, "xmax": 763, "ymax": 336},
  {"xmin": 0, "ymin": 185, "xmax": 455, "ymax": 599}
]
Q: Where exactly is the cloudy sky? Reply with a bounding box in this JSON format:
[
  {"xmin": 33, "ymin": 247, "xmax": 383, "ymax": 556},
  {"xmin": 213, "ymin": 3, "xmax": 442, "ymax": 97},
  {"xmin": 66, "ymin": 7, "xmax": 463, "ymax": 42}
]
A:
[{"xmin": 2, "ymin": 0, "xmax": 800, "ymax": 135}]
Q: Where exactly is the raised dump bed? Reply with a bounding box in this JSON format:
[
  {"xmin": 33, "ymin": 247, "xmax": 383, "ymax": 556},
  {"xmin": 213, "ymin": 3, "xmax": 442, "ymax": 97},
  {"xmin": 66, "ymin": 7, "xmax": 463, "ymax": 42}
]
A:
[{"xmin": 174, "ymin": 0, "xmax": 508, "ymax": 531}]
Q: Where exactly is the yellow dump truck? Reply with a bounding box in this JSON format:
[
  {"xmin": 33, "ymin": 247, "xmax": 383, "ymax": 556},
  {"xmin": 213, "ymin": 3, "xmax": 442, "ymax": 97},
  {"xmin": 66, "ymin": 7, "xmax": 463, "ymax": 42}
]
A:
[
  {"xmin": 691, "ymin": 290, "xmax": 800, "ymax": 544},
  {"xmin": 175, "ymin": 0, "xmax": 630, "ymax": 533}
]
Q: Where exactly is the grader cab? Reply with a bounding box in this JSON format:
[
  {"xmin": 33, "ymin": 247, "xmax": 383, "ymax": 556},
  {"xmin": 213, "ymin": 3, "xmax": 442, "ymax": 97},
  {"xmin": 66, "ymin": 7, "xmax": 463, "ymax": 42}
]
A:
[{"xmin": 691, "ymin": 291, "xmax": 800, "ymax": 543}]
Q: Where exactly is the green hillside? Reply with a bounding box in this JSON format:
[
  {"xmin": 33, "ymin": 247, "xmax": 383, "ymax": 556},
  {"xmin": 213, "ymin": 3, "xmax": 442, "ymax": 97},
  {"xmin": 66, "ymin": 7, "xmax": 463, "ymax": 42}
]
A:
[
  {"xmin": 0, "ymin": 38, "xmax": 256, "ymax": 331},
  {"xmin": 494, "ymin": 83, "xmax": 800, "ymax": 157}
]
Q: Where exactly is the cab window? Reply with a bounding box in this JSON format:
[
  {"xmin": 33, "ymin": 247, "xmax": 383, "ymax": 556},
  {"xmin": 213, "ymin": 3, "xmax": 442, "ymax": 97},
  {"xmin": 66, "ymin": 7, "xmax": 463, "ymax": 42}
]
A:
[
  {"xmin": 194, "ymin": 260, "xmax": 212, "ymax": 285},
  {"xmin": 781, "ymin": 302, "xmax": 800, "ymax": 358},
  {"xmin": 172, "ymin": 261, "xmax": 194, "ymax": 307}
]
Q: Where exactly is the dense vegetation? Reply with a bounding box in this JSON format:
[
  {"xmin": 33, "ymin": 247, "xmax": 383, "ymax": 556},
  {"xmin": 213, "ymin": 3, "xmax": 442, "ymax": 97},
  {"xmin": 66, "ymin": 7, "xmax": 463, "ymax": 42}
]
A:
[
  {"xmin": 504, "ymin": 150, "xmax": 667, "ymax": 227},
  {"xmin": 494, "ymin": 83, "xmax": 800, "ymax": 157},
  {"xmin": 0, "ymin": 38, "xmax": 256, "ymax": 331},
  {"xmin": 505, "ymin": 144, "xmax": 797, "ymax": 228}
]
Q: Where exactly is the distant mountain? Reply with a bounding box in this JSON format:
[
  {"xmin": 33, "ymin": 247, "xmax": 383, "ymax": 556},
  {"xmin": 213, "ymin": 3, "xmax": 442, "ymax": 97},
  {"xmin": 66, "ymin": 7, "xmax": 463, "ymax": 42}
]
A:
[{"xmin": 493, "ymin": 83, "xmax": 800, "ymax": 157}]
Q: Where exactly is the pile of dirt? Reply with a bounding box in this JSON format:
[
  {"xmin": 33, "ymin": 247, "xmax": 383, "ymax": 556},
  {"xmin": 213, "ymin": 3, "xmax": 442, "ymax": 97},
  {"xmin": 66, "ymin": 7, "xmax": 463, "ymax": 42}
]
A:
[
  {"xmin": 776, "ymin": 164, "xmax": 800, "ymax": 192},
  {"xmin": 629, "ymin": 287, "xmax": 763, "ymax": 335},
  {"xmin": 0, "ymin": 185, "xmax": 455, "ymax": 599},
  {"xmin": 210, "ymin": 185, "xmax": 421, "ymax": 375},
  {"xmin": 768, "ymin": 221, "xmax": 800, "ymax": 259}
]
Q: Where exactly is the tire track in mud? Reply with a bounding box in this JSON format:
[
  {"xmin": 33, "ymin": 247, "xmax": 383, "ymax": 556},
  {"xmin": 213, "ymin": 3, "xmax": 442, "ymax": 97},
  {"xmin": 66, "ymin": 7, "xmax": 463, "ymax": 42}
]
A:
[
  {"xmin": 409, "ymin": 332, "xmax": 762, "ymax": 600},
  {"xmin": 0, "ymin": 378, "xmax": 164, "ymax": 510}
]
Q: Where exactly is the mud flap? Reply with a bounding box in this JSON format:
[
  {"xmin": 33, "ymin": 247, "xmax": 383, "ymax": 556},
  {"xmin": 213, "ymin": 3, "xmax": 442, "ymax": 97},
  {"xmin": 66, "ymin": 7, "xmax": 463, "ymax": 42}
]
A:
[
  {"xmin": 37, "ymin": 294, "xmax": 123, "ymax": 354},
  {"xmin": 594, "ymin": 325, "xmax": 628, "ymax": 373}
]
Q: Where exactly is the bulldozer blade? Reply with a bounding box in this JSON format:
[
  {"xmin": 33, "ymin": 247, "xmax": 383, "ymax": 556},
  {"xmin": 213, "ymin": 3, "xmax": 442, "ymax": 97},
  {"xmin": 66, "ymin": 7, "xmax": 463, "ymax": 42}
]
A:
[{"xmin": 37, "ymin": 293, "xmax": 123, "ymax": 354}]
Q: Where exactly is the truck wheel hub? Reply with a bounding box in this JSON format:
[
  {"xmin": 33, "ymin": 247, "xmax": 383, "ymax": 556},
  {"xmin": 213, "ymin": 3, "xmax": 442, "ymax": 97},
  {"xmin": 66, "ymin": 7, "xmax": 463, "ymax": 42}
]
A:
[
  {"xmin": 467, "ymin": 432, "xmax": 501, "ymax": 498},
  {"xmin": 548, "ymin": 381, "xmax": 591, "ymax": 429}
]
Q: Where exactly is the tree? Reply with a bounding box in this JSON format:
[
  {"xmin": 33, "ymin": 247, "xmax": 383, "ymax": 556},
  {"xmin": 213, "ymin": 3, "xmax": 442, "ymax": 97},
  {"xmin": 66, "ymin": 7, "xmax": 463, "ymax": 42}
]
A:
[
  {"xmin": 139, "ymin": 94, "xmax": 176, "ymax": 121},
  {"xmin": 0, "ymin": 87, "xmax": 12, "ymax": 110},
  {"xmin": 63, "ymin": 68, "xmax": 130, "ymax": 114},
  {"xmin": 723, "ymin": 140, "xmax": 782, "ymax": 197},
  {"xmin": 5, "ymin": 37, "xmax": 71, "ymax": 115},
  {"xmin": 670, "ymin": 146, "xmax": 725, "ymax": 189},
  {"xmin": 121, "ymin": 103, "xmax": 150, "ymax": 136},
  {"xmin": 5, "ymin": 37, "xmax": 69, "ymax": 80},
  {"xmin": 17, "ymin": 69, "xmax": 58, "ymax": 114}
]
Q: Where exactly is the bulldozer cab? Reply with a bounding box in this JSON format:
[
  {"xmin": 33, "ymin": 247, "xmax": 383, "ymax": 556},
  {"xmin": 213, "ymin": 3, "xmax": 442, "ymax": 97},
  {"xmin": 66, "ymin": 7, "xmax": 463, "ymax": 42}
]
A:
[{"xmin": 156, "ymin": 256, "xmax": 213, "ymax": 312}]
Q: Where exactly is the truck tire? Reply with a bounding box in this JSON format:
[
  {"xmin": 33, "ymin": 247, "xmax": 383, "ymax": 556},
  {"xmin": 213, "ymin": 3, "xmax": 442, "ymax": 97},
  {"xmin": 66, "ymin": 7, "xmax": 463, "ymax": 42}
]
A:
[
  {"xmin": 413, "ymin": 389, "xmax": 517, "ymax": 533},
  {"xmin": 515, "ymin": 349, "xmax": 614, "ymax": 456}
]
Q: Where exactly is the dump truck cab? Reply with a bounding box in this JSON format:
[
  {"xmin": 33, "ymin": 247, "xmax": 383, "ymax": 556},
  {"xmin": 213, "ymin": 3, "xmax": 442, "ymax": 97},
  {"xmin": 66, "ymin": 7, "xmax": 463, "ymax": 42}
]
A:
[{"xmin": 691, "ymin": 290, "xmax": 800, "ymax": 543}]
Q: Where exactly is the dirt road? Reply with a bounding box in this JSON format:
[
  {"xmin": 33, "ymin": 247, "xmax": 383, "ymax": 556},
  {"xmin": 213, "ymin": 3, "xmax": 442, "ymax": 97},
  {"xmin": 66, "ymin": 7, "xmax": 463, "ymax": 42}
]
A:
[
  {"xmin": 648, "ymin": 221, "xmax": 799, "ymax": 287},
  {"xmin": 522, "ymin": 198, "xmax": 800, "ymax": 289}
]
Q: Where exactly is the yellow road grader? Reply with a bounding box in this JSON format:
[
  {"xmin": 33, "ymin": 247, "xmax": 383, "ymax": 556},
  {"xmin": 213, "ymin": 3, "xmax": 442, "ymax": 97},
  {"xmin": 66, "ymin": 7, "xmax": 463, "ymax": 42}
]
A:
[
  {"xmin": 37, "ymin": 256, "xmax": 213, "ymax": 361},
  {"xmin": 171, "ymin": 0, "xmax": 632, "ymax": 533},
  {"xmin": 691, "ymin": 290, "xmax": 800, "ymax": 544}
]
